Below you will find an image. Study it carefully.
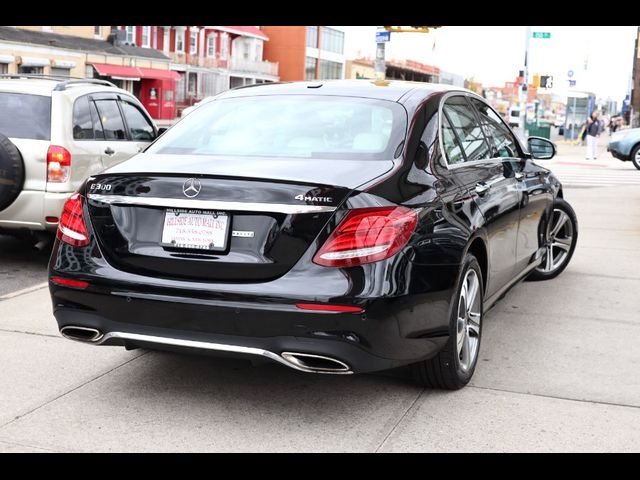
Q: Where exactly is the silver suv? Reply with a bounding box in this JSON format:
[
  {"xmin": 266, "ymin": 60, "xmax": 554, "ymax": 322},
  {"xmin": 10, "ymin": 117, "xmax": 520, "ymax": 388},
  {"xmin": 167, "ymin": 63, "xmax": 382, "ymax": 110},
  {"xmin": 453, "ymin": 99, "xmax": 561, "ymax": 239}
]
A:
[{"xmin": 0, "ymin": 75, "xmax": 159, "ymax": 242}]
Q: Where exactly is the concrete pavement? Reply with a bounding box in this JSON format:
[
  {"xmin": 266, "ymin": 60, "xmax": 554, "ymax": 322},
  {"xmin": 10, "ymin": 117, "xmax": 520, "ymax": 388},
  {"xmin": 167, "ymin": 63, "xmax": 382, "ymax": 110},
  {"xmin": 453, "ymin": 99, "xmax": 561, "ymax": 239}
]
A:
[{"xmin": 0, "ymin": 146, "xmax": 639, "ymax": 452}]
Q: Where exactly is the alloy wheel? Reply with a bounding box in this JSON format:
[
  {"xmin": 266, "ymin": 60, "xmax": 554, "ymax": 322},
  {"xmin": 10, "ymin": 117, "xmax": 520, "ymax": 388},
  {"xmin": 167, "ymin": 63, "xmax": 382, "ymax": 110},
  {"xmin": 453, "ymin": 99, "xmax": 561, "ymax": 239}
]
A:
[
  {"xmin": 536, "ymin": 208, "xmax": 574, "ymax": 274},
  {"xmin": 456, "ymin": 269, "xmax": 481, "ymax": 372}
]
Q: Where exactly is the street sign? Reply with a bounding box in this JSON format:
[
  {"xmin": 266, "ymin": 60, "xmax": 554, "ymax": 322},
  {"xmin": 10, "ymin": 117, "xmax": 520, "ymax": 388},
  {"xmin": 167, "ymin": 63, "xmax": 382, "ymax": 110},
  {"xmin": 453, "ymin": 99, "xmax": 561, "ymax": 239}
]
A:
[
  {"xmin": 376, "ymin": 31, "xmax": 391, "ymax": 43},
  {"xmin": 569, "ymin": 79, "xmax": 576, "ymax": 87},
  {"xmin": 532, "ymin": 32, "xmax": 551, "ymax": 39}
]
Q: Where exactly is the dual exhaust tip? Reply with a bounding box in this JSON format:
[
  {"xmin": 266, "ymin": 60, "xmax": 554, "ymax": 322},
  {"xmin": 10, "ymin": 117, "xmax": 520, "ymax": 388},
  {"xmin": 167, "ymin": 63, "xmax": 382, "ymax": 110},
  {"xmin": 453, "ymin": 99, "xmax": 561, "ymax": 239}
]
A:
[{"xmin": 59, "ymin": 326, "xmax": 351, "ymax": 374}]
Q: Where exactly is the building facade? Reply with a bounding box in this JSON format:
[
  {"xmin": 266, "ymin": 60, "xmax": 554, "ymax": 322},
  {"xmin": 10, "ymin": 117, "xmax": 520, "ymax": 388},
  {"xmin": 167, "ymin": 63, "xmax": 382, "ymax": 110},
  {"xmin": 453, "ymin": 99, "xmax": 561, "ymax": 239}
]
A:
[
  {"xmin": 262, "ymin": 26, "xmax": 345, "ymax": 81},
  {"xmin": 0, "ymin": 26, "xmax": 178, "ymax": 119},
  {"xmin": 116, "ymin": 26, "xmax": 278, "ymax": 115}
]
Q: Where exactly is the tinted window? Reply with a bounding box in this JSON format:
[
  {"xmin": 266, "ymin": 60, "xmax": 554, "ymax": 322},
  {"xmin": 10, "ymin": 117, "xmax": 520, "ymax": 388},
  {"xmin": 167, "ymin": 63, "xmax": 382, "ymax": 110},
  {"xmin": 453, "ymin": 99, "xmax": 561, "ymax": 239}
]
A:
[
  {"xmin": 443, "ymin": 96, "xmax": 490, "ymax": 162},
  {"xmin": 120, "ymin": 100, "xmax": 155, "ymax": 141},
  {"xmin": 94, "ymin": 100, "xmax": 126, "ymax": 140},
  {"xmin": 470, "ymin": 98, "xmax": 521, "ymax": 158},
  {"xmin": 72, "ymin": 96, "xmax": 94, "ymax": 140},
  {"xmin": 89, "ymin": 101, "xmax": 104, "ymax": 140},
  {"xmin": 147, "ymin": 96, "xmax": 407, "ymax": 161},
  {"xmin": 0, "ymin": 92, "xmax": 51, "ymax": 140},
  {"xmin": 441, "ymin": 115, "xmax": 465, "ymax": 165}
]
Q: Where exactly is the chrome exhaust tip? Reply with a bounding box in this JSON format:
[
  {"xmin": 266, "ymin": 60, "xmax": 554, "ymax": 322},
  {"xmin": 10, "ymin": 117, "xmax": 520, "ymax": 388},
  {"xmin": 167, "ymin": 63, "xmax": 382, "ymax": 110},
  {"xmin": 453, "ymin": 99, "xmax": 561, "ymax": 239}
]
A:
[
  {"xmin": 60, "ymin": 326, "xmax": 103, "ymax": 343},
  {"xmin": 280, "ymin": 352, "xmax": 351, "ymax": 374}
]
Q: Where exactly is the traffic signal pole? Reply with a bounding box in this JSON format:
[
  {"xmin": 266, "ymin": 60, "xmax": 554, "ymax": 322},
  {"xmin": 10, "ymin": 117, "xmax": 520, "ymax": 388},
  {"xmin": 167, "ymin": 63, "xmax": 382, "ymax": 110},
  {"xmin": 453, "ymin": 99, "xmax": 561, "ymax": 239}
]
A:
[{"xmin": 519, "ymin": 26, "xmax": 531, "ymax": 139}]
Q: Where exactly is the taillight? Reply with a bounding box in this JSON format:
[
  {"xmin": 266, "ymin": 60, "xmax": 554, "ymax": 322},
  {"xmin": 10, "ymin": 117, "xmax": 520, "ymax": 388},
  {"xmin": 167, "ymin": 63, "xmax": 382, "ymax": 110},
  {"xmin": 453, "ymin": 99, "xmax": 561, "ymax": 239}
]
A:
[
  {"xmin": 47, "ymin": 145, "xmax": 71, "ymax": 183},
  {"xmin": 56, "ymin": 193, "xmax": 90, "ymax": 247},
  {"xmin": 313, "ymin": 206, "xmax": 417, "ymax": 268}
]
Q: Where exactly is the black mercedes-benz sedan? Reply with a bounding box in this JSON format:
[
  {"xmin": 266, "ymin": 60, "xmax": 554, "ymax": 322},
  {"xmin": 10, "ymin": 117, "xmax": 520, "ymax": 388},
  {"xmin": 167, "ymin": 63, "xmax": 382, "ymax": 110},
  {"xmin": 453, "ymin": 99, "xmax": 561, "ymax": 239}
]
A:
[{"xmin": 49, "ymin": 80, "xmax": 578, "ymax": 389}]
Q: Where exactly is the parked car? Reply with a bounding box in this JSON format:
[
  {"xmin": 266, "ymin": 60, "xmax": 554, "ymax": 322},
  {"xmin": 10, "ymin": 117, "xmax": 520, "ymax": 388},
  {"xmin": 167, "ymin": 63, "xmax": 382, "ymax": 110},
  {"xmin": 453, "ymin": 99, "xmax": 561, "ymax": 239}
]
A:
[
  {"xmin": 181, "ymin": 96, "xmax": 216, "ymax": 118},
  {"xmin": 0, "ymin": 75, "xmax": 160, "ymax": 245},
  {"xmin": 607, "ymin": 127, "xmax": 640, "ymax": 170},
  {"xmin": 49, "ymin": 80, "xmax": 578, "ymax": 390}
]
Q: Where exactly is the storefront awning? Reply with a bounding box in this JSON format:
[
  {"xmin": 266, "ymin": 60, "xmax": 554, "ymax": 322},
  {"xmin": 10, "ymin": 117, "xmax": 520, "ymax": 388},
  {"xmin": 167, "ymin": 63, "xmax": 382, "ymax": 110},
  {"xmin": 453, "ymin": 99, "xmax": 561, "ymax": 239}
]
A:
[
  {"xmin": 92, "ymin": 63, "xmax": 141, "ymax": 78},
  {"xmin": 91, "ymin": 64, "xmax": 180, "ymax": 81},
  {"xmin": 137, "ymin": 68, "xmax": 181, "ymax": 81}
]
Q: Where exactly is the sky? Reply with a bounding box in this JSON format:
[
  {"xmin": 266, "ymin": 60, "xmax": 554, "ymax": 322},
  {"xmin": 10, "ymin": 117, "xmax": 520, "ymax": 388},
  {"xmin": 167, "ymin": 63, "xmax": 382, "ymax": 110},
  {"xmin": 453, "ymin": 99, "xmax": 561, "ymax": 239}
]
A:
[{"xmin": 342, "ymin": 26, "xmax": 638, "ymax": 103}]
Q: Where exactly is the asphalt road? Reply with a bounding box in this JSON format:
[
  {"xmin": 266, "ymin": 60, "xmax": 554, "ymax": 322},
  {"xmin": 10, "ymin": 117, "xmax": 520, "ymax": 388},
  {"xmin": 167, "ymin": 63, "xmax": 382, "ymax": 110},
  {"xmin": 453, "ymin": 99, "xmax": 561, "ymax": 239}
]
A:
[{"xmin": 0, "ymin": 141, "xmax": 639, "ymax": 452}]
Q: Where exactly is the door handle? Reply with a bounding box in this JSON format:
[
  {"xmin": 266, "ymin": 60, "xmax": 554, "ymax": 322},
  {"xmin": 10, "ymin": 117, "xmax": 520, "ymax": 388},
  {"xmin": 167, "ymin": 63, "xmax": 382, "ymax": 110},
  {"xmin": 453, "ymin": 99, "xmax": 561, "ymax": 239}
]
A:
[
  {"xmin": 104, "ymin": 147, "xmax": 115, "ymax": 156},
  {"xmin": 515, "ymin": 172, "xmax": 525, "ymax": 181},
  {"xmin": 475, "ymin": 182, "xmax": 491, "ymax": 195}
]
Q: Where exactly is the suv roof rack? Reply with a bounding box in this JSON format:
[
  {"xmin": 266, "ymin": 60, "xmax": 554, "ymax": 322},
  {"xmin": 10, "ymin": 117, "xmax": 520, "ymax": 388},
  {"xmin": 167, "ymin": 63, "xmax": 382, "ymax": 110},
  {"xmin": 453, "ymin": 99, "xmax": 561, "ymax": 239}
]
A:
[
  {"xmin": 53, "ymin": 79, "xmax": 117, "ymax": 91},
  {"xmin": 0, "ymin": 74, "xmax": 117, "ymax": 91}
]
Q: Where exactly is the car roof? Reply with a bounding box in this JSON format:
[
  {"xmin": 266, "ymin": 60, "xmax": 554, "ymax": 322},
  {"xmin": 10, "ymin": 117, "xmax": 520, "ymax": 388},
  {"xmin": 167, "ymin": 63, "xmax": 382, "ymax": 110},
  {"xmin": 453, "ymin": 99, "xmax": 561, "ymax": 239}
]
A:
[
  {"xmin": 0, "ymin": 77, "xmax": 131, "ymax": 98},
  {"xmin": 218, "ymin": 79, "xmax": 470, "ymax": 103}
]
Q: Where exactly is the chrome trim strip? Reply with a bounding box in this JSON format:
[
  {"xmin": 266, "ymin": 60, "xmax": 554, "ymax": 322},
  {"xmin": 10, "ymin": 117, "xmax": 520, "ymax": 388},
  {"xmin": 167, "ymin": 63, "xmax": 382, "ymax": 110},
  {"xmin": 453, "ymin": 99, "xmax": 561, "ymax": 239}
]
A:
[
  {"xmin": 436, "ymin": 90, "xmax": 527, "ymax": 171},
  {"xmin": 96, "ymin": 332, "xmax": 353, "ymax": 375},
  {"xmin": 87, "ymin": 194, "xmax": 337, "ymax": 214}
]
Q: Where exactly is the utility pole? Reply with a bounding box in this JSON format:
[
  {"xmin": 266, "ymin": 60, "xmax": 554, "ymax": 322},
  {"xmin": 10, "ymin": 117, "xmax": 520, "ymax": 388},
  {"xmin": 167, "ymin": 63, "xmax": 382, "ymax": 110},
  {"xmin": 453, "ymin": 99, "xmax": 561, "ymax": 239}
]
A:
[
  {"xmin": 374, "ymin": 38, "xmax": 386, "ymax": 81},
  {"xmin": 519, "ymin": 26, "xmax": 531, "ymax": 138}
]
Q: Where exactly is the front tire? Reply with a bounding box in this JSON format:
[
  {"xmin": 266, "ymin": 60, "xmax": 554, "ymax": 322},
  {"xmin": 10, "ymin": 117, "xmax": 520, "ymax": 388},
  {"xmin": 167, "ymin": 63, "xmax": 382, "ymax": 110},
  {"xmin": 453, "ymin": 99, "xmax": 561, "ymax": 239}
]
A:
[
  {"xmin": 411, "ymin": 254, "xmax": 483, "ymax": 390},
  {"xmin": 631, "ymin": 144, "xmax": 640, "ymax": 170},
  {"xmin": 527, "ymin": 198, "xmax": 578, "ymax": 281}
]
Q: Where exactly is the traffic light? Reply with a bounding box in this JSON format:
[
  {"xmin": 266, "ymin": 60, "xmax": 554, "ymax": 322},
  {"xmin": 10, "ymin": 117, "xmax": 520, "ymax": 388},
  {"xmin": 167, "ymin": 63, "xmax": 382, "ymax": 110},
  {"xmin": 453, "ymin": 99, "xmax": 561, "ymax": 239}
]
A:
[
  {"xmin": 540, "ymin": 75, "xmax": 554, "ymax": 89},
  {"xmin": 532, "ymin": 74, "xmax": 540, "ymax": 88},
  {"xmin": 383, "ymin": 26, "xmax": 441, "ymax": 33}
]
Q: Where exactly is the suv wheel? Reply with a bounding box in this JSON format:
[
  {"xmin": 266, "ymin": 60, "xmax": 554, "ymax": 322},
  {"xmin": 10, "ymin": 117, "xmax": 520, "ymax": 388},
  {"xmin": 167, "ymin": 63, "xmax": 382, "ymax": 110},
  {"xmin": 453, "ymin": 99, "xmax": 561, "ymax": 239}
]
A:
[{"xmin": 0, "ymin": 133, "xmax": 25, "ymax": 211}]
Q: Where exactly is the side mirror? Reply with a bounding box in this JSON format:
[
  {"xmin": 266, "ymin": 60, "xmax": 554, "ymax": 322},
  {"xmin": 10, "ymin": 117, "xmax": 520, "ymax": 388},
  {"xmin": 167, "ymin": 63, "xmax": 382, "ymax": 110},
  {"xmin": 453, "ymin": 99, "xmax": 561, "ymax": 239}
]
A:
[
  {"xmin": 527, "ymin": 136, "xmax": 556, "ymax": 160},
  {"xmin": 157, "ymin": 127, "xmax": 168, "ymax": 137}
]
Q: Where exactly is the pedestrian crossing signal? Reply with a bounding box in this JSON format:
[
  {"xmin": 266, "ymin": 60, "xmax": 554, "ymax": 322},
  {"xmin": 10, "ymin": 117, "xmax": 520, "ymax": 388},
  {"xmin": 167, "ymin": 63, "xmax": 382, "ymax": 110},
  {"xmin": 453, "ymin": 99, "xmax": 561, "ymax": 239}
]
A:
[{"xmin": 540, "ymin": 75, "xmax": 554, "ymax": 89}]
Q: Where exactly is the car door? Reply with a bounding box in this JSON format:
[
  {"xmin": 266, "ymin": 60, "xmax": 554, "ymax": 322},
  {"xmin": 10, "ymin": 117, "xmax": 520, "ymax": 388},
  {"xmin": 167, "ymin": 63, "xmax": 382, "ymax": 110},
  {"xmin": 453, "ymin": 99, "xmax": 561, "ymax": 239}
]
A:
[
  {"xmin": 91, "ymin": 94, "xmax": 134, "ymax": 169},
  {"xmin": 117, "ymin": 95, "xmax": 157, "ymax": 159},
  {"xmin": 442, "ymin": 94, "xmax": 522, "ymax": 299},
  {"xmin": 68, "ymin": 94, "xmax": 108, "ymax": 186},
  {"xmin": 469, "ymin": 97, "xmax": 553, "ymax": 275}
]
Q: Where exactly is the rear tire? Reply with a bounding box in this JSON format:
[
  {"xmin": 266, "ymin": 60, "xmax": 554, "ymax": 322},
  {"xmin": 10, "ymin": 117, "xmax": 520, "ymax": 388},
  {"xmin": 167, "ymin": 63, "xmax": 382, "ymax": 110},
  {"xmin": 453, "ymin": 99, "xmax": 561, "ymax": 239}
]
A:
[
  {"xmin": 527, "ymin": 198, "xmax": 578, "ymax": 281},
  {"xmin": 411, "ymin": 254, "xmax": 483, "ymax": 390},
  {"xmin": 631, "ymin": 144, "xmax": 640, "ymax": 170},
  {"xmin": 0, "ymin": 133, "xmax": 25, "ymax": 212}
]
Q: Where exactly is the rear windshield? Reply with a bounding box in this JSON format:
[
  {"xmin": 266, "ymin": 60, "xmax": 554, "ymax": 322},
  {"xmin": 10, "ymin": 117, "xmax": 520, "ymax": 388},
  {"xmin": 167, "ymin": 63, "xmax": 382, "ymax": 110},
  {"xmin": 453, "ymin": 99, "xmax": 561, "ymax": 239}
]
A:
[
  {"xmin": 147, "ymin": 95, "xmax": 407, "ymax": 160},
  {"xmin": 0, "ymin": 92, "xmax": 51, "ymax": 140}
]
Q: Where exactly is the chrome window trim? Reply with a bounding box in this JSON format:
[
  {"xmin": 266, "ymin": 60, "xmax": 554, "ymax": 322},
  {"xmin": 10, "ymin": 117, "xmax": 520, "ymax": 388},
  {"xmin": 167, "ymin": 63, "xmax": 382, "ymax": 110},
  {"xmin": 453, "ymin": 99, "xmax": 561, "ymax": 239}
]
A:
[
  {"xmin": 437, "ymin": 90, "xmax": 522, "ymax": 170},
  {"xmin": 87, "ymin": 194, "xmax": 337, "ymax": 214}
]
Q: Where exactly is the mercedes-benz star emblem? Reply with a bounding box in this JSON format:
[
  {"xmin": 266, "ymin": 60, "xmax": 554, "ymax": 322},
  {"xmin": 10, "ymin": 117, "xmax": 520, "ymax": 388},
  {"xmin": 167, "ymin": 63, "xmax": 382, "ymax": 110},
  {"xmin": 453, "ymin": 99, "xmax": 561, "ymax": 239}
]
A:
[{"xmin": 183, "ymin": 178, "xmax": 202, "ymax": 198}]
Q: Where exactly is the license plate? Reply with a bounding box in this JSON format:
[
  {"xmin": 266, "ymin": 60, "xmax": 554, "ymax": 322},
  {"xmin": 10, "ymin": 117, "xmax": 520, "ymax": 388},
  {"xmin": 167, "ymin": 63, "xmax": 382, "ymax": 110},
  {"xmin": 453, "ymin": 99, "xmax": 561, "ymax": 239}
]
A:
[{"xmin": 161, "ymin": 209, "xmax": 230, "ymax": 251}]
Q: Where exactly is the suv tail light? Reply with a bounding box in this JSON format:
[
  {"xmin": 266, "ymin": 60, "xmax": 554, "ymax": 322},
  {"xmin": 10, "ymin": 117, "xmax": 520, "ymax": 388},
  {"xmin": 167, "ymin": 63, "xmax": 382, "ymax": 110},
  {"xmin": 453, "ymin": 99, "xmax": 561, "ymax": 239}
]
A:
[
  {"xmin": 57, "ymin": 193, "xmax": 89, "ymax": 247},
  {"xmin": 47, "ymin": 145, "xmax": 71, "ymax": 183},
  {"xmin": 313, "ymin": 206, "xmax": 417, "ymax": 268}
]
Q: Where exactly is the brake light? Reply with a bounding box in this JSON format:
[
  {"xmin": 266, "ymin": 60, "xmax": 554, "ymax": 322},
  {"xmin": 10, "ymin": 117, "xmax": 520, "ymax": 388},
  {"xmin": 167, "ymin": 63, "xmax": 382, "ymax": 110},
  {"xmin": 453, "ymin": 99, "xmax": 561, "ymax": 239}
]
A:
[
  {"xmin": 47, "ymin": 145, "xmax": 71, "ymax": 183},
  {"xmin": 56, "ymin": 193, "xmax": 90, "ymax": 247},
  {"xmin": 313, "ymin": 206, "xmax": 417, "ymax": 268}
]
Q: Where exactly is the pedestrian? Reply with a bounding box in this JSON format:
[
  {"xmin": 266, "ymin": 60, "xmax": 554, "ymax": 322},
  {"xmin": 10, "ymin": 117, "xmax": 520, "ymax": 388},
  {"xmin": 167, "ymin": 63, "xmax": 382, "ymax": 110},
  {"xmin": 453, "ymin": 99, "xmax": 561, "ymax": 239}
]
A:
[{"xmin": 585, "ymin": 111, "xmax": 604, "ymax": 160}]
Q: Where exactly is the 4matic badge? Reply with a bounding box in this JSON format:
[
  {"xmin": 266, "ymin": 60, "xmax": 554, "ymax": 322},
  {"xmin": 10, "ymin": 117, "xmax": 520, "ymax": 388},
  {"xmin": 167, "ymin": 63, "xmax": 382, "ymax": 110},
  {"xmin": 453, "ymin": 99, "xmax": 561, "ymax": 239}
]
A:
[{"xmin": 295, "ymin": 194, "xmax": 333, "ymax": 203}]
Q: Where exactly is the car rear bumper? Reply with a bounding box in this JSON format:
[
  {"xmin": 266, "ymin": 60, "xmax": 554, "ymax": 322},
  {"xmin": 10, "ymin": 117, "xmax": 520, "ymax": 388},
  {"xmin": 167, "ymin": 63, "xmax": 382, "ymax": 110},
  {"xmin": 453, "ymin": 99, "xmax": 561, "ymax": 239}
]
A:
[
  {"xmin": 0, "ymin": 190, "xmax": 70, "ymax": 232},
  {"xmin": 51, "ymin": 292, "xmax": 450, "ymax": 374}
]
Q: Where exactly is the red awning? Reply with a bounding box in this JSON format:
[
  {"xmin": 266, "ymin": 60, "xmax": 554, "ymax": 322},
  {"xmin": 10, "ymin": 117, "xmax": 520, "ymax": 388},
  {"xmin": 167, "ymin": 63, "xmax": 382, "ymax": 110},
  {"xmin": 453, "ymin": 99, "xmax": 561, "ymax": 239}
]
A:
[
  {"xmin": 91, "ymin": 63, "xmax": 141, "ymax": 79},
  {"xmin": 219, "ymin": 26, "xmax": 268, "ymax": 40},
  {"xmin": 137, "ymin": 68, "xmax": 181, "ymax": 81},
  {"xmin": 91, "ymin": 64, "xmax": 180, "ymax": 81}
]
